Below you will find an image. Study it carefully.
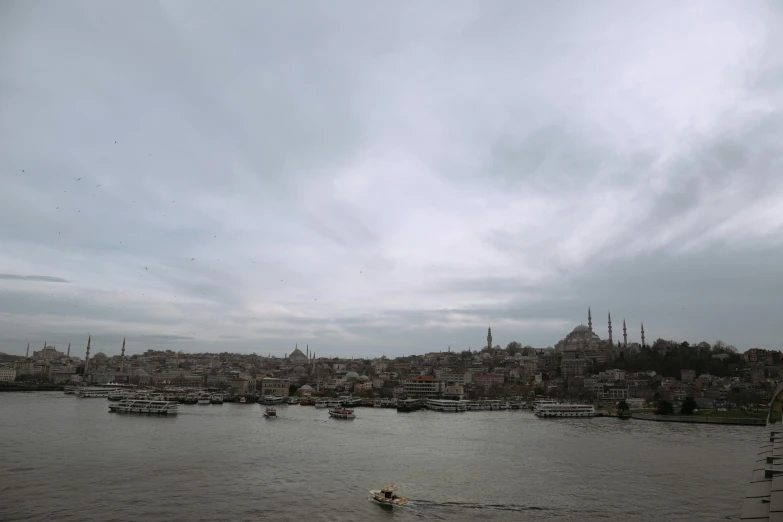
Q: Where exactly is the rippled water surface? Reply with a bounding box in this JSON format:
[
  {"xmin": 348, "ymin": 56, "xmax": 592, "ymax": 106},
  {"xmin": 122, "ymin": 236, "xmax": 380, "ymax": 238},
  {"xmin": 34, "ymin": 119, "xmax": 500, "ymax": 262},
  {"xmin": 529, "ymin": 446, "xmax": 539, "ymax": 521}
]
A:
[{"xmin": 0, "ymin": 393, "xmax": 759, "ymax": 521}]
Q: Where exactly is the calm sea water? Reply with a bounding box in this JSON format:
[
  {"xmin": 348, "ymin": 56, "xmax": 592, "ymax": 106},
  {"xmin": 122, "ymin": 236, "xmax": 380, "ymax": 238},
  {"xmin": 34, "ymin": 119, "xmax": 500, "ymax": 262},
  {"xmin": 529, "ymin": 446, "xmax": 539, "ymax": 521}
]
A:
[{"xmin": 0, "ymin": 393, "xmax": 758, "ymax": 521}]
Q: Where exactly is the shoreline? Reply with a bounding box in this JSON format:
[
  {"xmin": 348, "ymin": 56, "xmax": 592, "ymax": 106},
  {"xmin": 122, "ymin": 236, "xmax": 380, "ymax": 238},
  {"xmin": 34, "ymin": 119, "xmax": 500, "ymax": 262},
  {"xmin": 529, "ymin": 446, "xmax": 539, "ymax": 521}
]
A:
[{"xmin": 631, "ymin": 412, "xmax": 766, "ymax": 426}]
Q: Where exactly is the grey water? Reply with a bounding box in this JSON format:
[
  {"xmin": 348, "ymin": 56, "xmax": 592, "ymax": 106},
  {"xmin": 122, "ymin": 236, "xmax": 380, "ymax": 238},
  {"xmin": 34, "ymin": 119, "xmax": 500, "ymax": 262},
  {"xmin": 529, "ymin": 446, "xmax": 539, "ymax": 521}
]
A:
[{"xmin": 0, "ymin": 393, "xmax": 757, "ymax": 521}]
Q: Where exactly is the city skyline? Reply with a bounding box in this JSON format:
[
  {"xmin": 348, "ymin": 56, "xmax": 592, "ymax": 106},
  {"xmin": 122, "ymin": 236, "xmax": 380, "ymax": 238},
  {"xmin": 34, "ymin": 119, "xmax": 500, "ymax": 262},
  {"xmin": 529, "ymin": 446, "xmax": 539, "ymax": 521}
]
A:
[{"xmin": 2, "ymin": 2, "xmax": 783, "ymax": 356}]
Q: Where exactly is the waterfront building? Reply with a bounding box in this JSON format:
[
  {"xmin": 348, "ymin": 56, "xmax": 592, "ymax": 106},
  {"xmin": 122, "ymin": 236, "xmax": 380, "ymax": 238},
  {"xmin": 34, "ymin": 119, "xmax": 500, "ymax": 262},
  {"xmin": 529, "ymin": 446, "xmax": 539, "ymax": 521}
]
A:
[
  {"xmin": 0, "ymin": 366, "xmax": 16, "ymax": 382},
  {"xmin": 402, "ymin": 375, "xmax": 442, "ymax": 397},
  {"xmin": 261, "ymin": 377, "xmax": 290, "ymax": 397},
  {"xmin": 230, "ymin": 377, "xmax": 249, "ymax": 394}
]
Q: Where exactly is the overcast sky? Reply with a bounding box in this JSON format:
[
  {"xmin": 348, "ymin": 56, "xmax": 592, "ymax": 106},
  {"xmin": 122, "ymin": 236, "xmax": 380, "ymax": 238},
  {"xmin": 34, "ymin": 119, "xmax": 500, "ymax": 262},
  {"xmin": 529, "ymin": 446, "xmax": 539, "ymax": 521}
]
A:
[{"xmin": 1, "ymin": 1, "xmax": 782, "ymax": 357}]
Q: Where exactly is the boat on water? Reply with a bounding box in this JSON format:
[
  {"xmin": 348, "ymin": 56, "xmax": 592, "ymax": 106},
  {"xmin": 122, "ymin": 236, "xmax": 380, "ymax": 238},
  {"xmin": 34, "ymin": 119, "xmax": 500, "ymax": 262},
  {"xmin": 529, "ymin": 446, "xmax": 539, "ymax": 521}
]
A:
[
  {"xmin": 107, "ymin": 389, "xmax": 137, "ymax": 401},
  {"xmin": 339, "ymin": 396, "xmax": 362, "ymax": 408},
  {"xmin": 210, "ymin": 394, "xmax": 223, "ymax": 404},
  {"xmin": 370, "ymin": 485, "xmax": 408, "ymax": 507},
  {"xmin": 287, "ymin": 397, "xmax": 300, "ymax": 405},
  {"xmin": 262, "ymin": 396, "xmax": 284, "ymax": 405},
  {"xmin": 264, "ymin": 407, "xmax": 277, "ymax": 418},
  {"xmin": 425, "ymin": 399, "xmax": 467, "ymax": 412},
  {"xmin": 531, "ymin": 399, "xmax": 559, "ymax": 412},
  {"xmin": 239, "ymin": 397, "xmax": 247, "ymax": 404},
  {"xmin": 108, "ymin": 399, "xmax": 178, "ymax": 415},
  {"xmin": 326, "ymin": 399, "xmax": 342, "ymax": 408},
  {"xmin": 329, "ymin": 407, "xmax": 355, "ymax": 419},
  {"xmin": 197, "ymin": 394, "xmax": 211, "ymax": 405},
  {"xmin": 76, "ymin": 387, "xmax": 117, "ymax": 398},
  {"xmin": 300, "ymin": 398, "xmax": 316, "ymax": 406},
  {"xmin": 535, "ymin": 403, "xmax": 599, "ymax": 418},
  {"xmin": 396, "ymin": 399, "xmax": 423, "ymax": 412},
  {"xmin": 314, "ymin": 399, "xmax": 328, "ymax": 409}
]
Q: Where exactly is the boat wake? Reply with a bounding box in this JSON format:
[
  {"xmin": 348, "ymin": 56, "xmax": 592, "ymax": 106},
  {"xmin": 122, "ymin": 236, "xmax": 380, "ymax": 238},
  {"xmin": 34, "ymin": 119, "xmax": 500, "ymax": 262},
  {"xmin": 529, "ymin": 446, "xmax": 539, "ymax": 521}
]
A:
[{"xmin": 413, "ymin": 499, "xmax": 549, "ymax": 512}]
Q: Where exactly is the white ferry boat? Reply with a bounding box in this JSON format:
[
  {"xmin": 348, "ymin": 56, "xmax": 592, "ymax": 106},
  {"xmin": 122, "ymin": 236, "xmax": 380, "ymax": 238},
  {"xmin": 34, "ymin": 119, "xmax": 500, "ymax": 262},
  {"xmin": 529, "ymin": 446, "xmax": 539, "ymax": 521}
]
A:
[
  {"xmin": 314, "ymin": 399, "xmax": 328, "ymax": 409},
  {"xmin": 425, "ymin": 399, "xmax": 468, "ymax": 412},
  {"xmin": 262, "ymin": 396, "xmax": 284, "ymax": 405},
  {"xmin": 210, "ymin": 394, "xmax": 223, "ymax": 404},
  {"xmin": 197, "ymin": 394, "xmax": 211, "ymax": 405},
  {"xmin": 534, "ymin": 403, "xmax": 598, "ymax": 418},
  {"xmin": 108, "ymin": 399, "xmax": 179, "ymax": 415},
  {"xmin": 329, "ymin": 407, "xmax": 355, "ymax": 419},
  {"xmin": 77, "ymin": 387, "xmax": 117, "ymax": 398},
  {"xmin": 531, "ymin": 399, "xmax": 560, "ymax": 412}
]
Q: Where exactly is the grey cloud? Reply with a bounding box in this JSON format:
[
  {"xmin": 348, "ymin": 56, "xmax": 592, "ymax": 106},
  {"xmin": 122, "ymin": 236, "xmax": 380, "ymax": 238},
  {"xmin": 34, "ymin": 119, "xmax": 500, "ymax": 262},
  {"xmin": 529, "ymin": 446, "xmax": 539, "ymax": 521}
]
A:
[
  {"xmin": 1, "ymin": 1, "xmax": 781, "ymax": 356},
  {"xmin": 0, "ymin": 274, "xmax": 69, "ymax": 283}
]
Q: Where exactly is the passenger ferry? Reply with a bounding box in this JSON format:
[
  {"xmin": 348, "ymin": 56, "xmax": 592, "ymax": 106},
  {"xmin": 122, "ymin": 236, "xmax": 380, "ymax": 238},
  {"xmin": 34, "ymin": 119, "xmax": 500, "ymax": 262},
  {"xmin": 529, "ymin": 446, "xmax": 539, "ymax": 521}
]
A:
[
  {"xmin": 396, "ymin": 399, "xmax": 423, "ymax": 412},
  {"xmin": 531, "ymin": 399, "xmax": 560, "ymax": 412},
  {"xmin": 339, "ymin": 396, "xmax": 362, "ymax": 407},
  {"xmin": 262, "ymin": 396, "xmax": 284, "ymax": 405},
  {"xmin": 76, "ymin": 387, "xmax": 117, "ymax": 398},
  {"xmin": 314, "ymin": 399, "xmax": 328, "ymax": 409},
  {"xmin": 425, "ymin": 399, "xmax": 467, "ymax": 412},
  {"xmin": 329, "ymin": 407, "xmax": 355, "ymax": 419},
  {"xmin": 534, "ymin": 403, "xmax": 598, "ymax": 418},
  {"xmin": 108, "ymin": 399, "xmax": 179, "ymax": 415}
]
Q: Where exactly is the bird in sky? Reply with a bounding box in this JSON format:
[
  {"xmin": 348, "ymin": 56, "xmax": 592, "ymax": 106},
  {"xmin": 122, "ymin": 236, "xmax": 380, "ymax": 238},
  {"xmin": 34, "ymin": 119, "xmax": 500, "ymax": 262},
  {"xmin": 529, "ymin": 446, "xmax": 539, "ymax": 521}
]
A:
[
  {"xmin": 191, "ymin": 258, "xmax": 194, "ymax": 261},
  {"xmin": 77, "ymin": 178, "xmax": 81, "ymax": 181}
]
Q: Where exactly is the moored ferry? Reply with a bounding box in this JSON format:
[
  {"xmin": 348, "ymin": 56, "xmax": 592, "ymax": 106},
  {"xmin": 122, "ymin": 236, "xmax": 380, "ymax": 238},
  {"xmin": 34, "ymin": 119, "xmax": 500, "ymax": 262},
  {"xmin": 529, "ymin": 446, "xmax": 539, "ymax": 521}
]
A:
[
  {"xmin": 534, "ymin": 403, "xmax": 598, "ymax": 418},
  {"xmin": 425, "ymin": 399, "xmax": 467, "ymax": 412},
  {"xmin": 76, "ymin": 387, "xmax": 117, "ymax": 398},
  {"xmin": 531, "ymin": 399, "xmax": 560, "ymax": 412},
  {"xmin": 396, "ymin": 399, "xmax": 423, "ymax": 412},
  {"xmin": 108, "ymin": 399, "xmax": 178, "ymax": 415},
  {"xmin": 262, "ymin": 395, "xmax": 284, "ymax": 405}
]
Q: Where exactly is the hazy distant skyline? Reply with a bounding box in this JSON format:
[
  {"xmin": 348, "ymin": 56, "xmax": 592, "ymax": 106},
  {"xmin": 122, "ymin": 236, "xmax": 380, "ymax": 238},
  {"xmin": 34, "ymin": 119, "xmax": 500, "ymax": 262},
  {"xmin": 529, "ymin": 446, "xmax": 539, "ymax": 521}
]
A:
[{"xmin": 2, "ymin": 1, "xmax": 782, "ymax": 357}]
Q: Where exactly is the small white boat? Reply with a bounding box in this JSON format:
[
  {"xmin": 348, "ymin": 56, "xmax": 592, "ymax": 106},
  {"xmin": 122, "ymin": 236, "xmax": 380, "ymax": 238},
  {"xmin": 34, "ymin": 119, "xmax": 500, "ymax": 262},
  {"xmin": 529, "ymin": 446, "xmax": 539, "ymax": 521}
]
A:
[
  {"xmin": 239, "ymin": 397, "xmax": 247, "ymax": 404},
  {"xmin": 329, "ymin": 407, "xmax": 355, "ymax": 419},
  {"xmin": 264, "ymin": 407, "xmax": 277, "ymax": 418},
  {"xmin": 314, "ymin": 399, "xmax": 328, "ymax": 409},
  {"xmin": 210, "ymin": 394, "xmax": 223, "ymax": 404},
  {"xmin": 197, "ymin": 394, "xmax": 210, "ymax": 405},
  {"xmin": 370, "ymin": 485, "xmax": 408, "ymax": 507},
  {"xmin": 287, "ymin": 397, "xmax": 299, "ymax": 405}
]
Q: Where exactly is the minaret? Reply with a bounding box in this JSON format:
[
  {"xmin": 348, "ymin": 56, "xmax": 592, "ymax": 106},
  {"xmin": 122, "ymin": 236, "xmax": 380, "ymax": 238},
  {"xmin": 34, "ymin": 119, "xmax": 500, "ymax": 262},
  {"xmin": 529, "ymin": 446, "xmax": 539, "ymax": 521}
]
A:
[
  {"xmin": 67, "ymin": 343, "xmax": 70, "ymax": 357},
  {"xmin": 121, "ymin": 337, "xmax": 126, "ymax": 374},
  {"xmin": 487, "ymin": 326, "xmax": 492, "ymax": 351},
  {"xmin": 588, "ymin": 307, "xmax": 593, "ymax": 332},
  {"xmin": 84, "ymin": 335, "xmax": 91, "ymax": 380},
  {"xmin": 607, "ymin": 312, "xmax": 613, "ymax": 344},
  {"xmin": 26, "ymin": 343, "xmax": 29, "ymax": 358},
  {"xmin": 622, "ymin": 319, "xmax": 628, "ymax": 348},
  {"xmin": 641, "ymin": 323, "xmax": 646, "ymax": 348}
]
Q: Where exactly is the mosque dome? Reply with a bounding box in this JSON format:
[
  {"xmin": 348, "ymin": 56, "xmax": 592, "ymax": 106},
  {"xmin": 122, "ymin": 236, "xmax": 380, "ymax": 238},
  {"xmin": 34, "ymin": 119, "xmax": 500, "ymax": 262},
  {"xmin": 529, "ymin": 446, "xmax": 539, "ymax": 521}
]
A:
[
  {"xmin": 571, "ymin": 325, "xmax": 591, "ymax": 334},
  {"xmin": 359, "ymin": 375, "xmax": 369, "ymax": 382},
  {"xmin": 345, "ymin": 371, "xmax": 360, "ymax": 381},
  {"xmin": 294, "ymin": 365, "xmax": 307, "ymax": 374},
  {"xmin": 93, "ymin": 352, "xmax": 108, "ymax": 360}
]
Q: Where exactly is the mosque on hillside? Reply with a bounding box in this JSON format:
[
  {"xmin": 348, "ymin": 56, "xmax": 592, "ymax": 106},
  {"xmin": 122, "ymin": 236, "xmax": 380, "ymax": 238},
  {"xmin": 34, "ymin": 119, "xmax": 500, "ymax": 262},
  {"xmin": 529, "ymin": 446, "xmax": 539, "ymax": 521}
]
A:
[{"xmin": 555, "ymin": 307, "xmax": 646, "ymax": 353}]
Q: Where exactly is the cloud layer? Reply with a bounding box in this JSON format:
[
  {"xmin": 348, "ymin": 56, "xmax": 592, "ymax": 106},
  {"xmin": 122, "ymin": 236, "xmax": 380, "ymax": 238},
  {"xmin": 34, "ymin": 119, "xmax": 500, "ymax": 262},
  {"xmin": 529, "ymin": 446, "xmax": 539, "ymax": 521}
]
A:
[{"xmin": 1, "ymin": 1, "xmax": 782, "ymax": 356}]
